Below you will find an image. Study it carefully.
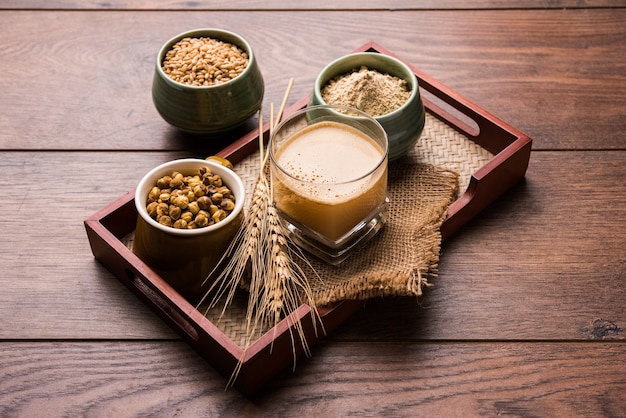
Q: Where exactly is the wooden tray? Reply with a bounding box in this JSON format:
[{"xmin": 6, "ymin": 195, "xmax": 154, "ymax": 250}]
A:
[{"xmin": 84, "ymin": 41, "xmax": 532, "ymax": 395}]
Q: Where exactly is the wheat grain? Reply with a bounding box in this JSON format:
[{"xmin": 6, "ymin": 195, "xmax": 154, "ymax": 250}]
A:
[{"xmin": 162, "ymin": 36, "xmax": 248, "ymax": 86}]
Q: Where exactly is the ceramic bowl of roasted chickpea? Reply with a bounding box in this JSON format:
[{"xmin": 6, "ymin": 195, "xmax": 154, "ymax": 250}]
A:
[
  {"xmin": 133, "ymin": 158, "xmax": 245, "ymax": 301},
  {"xmin": 152, "ymin": 28, "xmax": 264, "ymax": 134}
]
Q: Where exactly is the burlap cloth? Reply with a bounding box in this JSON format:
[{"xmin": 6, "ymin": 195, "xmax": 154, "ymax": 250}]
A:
[{"xmin": 304, "ymin": 161, "xmax": 458, "ymax": 305}]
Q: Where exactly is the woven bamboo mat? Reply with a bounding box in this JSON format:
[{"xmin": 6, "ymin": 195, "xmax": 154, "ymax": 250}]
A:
[{"xmin": 124, "ymin": 112, "xmax": 494, "ymax": 348}]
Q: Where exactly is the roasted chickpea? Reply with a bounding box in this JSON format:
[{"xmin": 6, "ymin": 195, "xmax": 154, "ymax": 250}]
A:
[{"xmin": 146, "ymin": 168, "xmax": 236, "ymax": 229}]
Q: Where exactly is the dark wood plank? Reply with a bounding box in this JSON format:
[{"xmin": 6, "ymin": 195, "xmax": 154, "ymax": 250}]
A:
[
  {"xmin": 0, "ymin": 9, "xmax": 624, "ymax": 151},
  {"xmin": 340, "ymin": 150, "xmax": 626, "ymax": 341},
  {"xmin": 0, "ymin": 150, "xmax": 624, "ymax": 341},
  {"xmin": 1, "ymin": 2, "xmax": 624, "ymax": 411},
  {"xmin": 0, "ymin": 152, "xmax": 189, "ymax": 340},
  {"xmin": 0, "ymin": 341, "xmax": 624, "ymax": 416},
  {"xmin": 3, "ymin": 0, "xmax": 623, "ymax": 10}
]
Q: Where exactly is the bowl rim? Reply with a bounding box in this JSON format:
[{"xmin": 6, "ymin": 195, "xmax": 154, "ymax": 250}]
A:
[
  {"xmin": 313, "ymin": 52, "xmax": 420, "ymax": 120},
  {"xmin": 155, "ymin": 28, "xmax": 257, "ymax": 90},
  {"xmin": 134, "ymin": 158, "xmax": 245, "ymax": 236}
]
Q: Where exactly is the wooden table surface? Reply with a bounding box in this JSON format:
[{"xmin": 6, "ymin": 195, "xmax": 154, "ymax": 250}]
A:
[{"xmin": 2, "ymin": 1, "xmax": 625, "ymax": 416}]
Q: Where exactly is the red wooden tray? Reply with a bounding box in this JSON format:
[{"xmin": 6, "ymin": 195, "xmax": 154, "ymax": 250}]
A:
[{"xmin": 84, "ymin": 41, "xmax": 532, "ymax": 395}]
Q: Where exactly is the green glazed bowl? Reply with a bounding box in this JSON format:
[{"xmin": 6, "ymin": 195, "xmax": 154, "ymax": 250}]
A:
[
  {"xmin": 133, "ymin": 158, "xmax": 245, "ymax": 301},
  {"xmin": 310, "ymin": 52, "xmax": 425, "ymax": 161},
  {"xmin": 152, "ymin": 28, "xmax": 264, "ymax": 134}
]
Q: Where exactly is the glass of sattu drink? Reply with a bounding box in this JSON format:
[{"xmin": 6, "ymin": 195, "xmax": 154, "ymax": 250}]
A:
[{"xmin": 269, "ymin": 105, "xmax": 389, "ymax": 264}]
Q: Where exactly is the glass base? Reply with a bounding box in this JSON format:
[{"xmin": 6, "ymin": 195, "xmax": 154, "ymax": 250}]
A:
[{"xmin": 277, "ymin": 197, "xmax": 389, "ymax": 265}]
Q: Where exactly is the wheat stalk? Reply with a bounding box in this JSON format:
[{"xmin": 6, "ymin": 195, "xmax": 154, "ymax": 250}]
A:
[{"xmin": 197, "ymin": 79, "xmax": 323, "ymax": 387}]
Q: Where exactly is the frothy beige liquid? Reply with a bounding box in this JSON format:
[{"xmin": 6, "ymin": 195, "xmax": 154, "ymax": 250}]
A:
[{"xmin": 272, "ymin": 121, "xmax": 387, "ymax": 241}]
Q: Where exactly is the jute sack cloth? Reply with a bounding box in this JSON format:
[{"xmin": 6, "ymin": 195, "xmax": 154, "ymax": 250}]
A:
[{"xmin": 304, "ymin": 159, "xmax": 459, "ymax": 306}]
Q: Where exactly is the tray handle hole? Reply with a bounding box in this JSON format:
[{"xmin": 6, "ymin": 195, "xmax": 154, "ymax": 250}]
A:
[
  {"xmin": 420, "ymin": 88, "xmax": 480, "ymax": 138},
  {"xmin": 124, "ymin": 268, "xmax": 200, "ymax": 343}
]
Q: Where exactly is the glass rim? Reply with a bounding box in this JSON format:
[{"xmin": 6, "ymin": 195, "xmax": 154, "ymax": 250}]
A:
[{"xmin": 269, "ymin": 104, "xmax": 389, "ymax": 186}]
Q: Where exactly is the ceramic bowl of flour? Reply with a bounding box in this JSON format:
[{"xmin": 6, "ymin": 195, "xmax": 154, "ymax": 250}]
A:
[{"xmin": 310, "ymin": 52, "xmax": 425, "ymax": 161}]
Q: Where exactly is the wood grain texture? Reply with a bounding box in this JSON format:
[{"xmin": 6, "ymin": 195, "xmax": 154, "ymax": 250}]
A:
[
  {"xmin": 2, "ymin": 0, "xmax": 623, "ymax": 10},
  {"xmin": 341, "ymin": 150, "xmax": 626, "ymax": 341},
  {"xmin": 0, "ymin": 9, "xmax": 625, "ymax": 151},
  {"xmin": 0, "ymin": 341, "xmax": 624, "ymax": 417},
  {"xmin": 2, "ymin": 1, "xmax": 625, "ymax": 409},
  {"xmin": 1, "ymin": 151, "xmax": 624, "ymax": 340}
]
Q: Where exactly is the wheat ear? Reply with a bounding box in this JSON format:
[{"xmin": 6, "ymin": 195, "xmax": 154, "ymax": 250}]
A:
[{"xmin": 197, "ymin": 78, "xmax": 322, "ymax": 386}]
